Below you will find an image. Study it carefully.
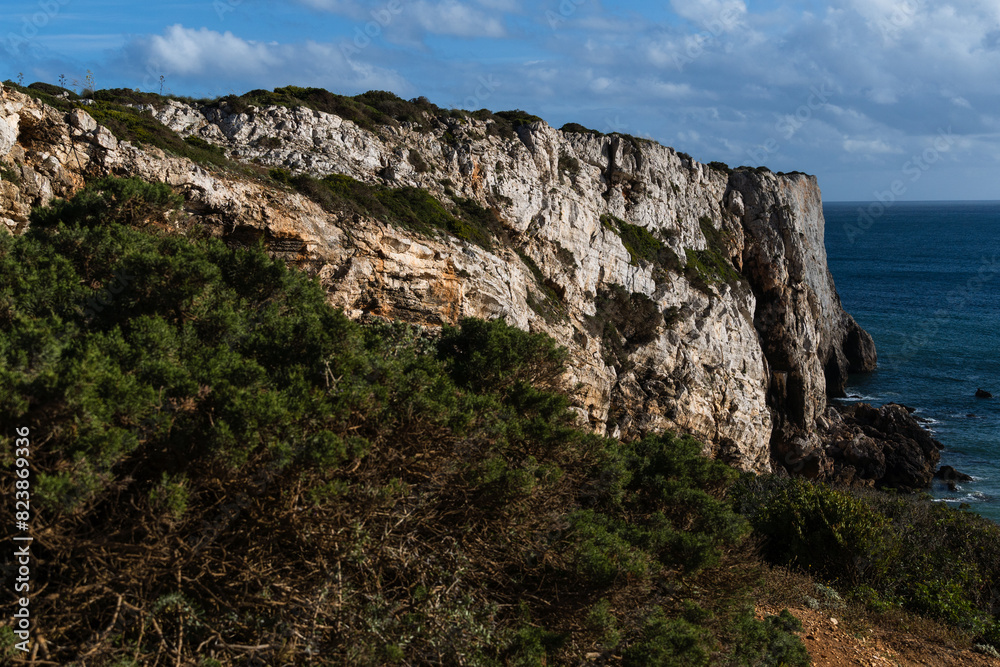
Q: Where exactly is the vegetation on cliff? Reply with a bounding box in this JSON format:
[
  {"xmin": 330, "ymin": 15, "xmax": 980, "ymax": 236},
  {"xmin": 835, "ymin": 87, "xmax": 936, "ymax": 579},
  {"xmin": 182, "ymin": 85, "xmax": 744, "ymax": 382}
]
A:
[
  {"xmin": 0, "ymin": 178, "xmax": 806, "ymax": 664},
  {"xmin": 2, "ymin": 183, "xmax": 999, "ymax": 664}
]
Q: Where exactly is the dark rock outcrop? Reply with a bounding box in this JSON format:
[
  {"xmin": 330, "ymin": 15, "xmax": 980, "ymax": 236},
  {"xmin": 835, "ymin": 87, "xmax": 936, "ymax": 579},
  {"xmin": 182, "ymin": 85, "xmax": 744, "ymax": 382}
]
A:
[
  {"xmin": 936, "ymin": 465, "xmax": 975, "ymax": 492},
  {"xmin": 816, "ymin": 403, "xmax": 943, "ymax": 492},
  {"xmin": 975, "ymin": 388, "xmax": 993, "ymax": 398},
  {"xmin": 935, "ymin": 465, "xmax": 974, "ymax": 482}
]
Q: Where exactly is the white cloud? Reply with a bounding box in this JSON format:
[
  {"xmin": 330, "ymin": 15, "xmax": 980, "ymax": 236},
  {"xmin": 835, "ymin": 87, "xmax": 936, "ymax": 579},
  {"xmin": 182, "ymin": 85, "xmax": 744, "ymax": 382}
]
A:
[
  {"xmin": 843, "ymin": 138, "xmax": 902, "ymax": 154},
  {"xmin": 669, "ymin": 0, "xmax": 746, "ymax": 30},
  {"xmin": 294, "ymin": 0, "xmax": 507, "ymax": 38},
  {"xmin": 122, "ymin": 25, "xmax": 407, "ymax": 93},
  {"xmin": 411, "ymin": 0, "xmax": 506, "ymax": 38},
  {"xmin": 140, "ymin": 25, "xmax": 279, "ymax": 76}
]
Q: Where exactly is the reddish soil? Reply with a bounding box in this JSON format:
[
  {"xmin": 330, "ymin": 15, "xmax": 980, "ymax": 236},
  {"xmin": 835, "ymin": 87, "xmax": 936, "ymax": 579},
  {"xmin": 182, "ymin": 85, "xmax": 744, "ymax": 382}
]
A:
[{"xmin": 758, "ymin": 606, "xmax": 1000, "ymax": 667}]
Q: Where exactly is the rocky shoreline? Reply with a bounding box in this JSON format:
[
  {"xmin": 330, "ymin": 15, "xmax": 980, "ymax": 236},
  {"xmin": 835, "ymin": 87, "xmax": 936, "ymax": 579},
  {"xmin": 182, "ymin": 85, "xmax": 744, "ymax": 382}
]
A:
[{"xmin": 811, "ymin": 402, "xmax": 943, "ymax": 492}]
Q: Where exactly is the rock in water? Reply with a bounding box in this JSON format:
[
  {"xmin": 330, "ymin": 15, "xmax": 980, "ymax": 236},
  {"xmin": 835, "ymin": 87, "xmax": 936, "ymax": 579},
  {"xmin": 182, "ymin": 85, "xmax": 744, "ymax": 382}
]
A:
[
  {"xmin": 935, "ymin": 465, "xmax": 973, "ymax": 482},
  {"xmin": 975, "ymin": 388, "xmax": 993, "ymax": 398}
]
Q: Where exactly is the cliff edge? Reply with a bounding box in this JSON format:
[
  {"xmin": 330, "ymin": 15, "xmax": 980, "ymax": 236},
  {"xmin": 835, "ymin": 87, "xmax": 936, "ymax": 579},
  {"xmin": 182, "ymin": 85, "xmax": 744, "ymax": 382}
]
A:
[{"xmin": 1, "ymin": 82, "xmax": 939, "ymax": 486}]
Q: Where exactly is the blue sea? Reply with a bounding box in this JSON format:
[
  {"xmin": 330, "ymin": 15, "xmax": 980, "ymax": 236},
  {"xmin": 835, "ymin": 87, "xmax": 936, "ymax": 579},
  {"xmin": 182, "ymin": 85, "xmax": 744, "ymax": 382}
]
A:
[{"xmin": 824, "ymin": 201, "xmax": 1000, "ymax": 523}]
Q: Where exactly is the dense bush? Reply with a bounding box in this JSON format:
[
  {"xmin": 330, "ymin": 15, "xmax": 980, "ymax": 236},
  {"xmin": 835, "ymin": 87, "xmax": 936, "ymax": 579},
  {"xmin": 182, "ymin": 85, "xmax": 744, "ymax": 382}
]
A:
[
  {"xmin": 601, "ymin": 213, "xmax": 661, "ymax": 266},
  {"xmin": 734, "ymin": 474, "xmax": 1000, "ymax": 641},
  {"xmin": 30, "ymin": 176, "xmax": 182, "ymax": 229},
  {"xmin": 0, "ymin": 177, "xmax": 798, "ymax": 663},
  {"xmin": 560, "ymin": 122, "xmax": 605, "ymax": 136},
  {"xmin": 728, "ymin": 608, "xmax": 811, "ymax": 666}
]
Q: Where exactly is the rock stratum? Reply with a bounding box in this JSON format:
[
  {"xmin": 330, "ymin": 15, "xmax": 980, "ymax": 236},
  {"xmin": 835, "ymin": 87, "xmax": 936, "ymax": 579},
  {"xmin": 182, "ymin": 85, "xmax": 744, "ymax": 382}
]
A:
[{"xmin": 0, "ymin": 82, "xmax": 941, "ymax": 487}]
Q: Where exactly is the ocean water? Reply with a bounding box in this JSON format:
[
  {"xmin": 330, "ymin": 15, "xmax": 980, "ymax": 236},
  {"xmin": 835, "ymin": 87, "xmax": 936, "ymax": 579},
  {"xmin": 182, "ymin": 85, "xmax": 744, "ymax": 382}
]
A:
[{"xmin": 823, "ymin": 201, "xmax": 1000, "ymax": 523}]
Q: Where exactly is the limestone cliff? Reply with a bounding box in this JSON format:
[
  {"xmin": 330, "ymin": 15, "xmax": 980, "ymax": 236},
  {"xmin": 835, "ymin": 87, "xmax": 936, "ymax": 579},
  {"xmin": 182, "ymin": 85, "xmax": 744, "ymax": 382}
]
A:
[{"xmin": 0, "ymin": 83, "xmax": 894, "ymax": 479}]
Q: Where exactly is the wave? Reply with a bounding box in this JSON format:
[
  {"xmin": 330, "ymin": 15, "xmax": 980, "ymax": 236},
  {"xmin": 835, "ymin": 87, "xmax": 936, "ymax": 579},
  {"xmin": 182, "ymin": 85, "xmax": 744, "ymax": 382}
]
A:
[
  {"xmin": 933, "ymin": 491, "xmax": 991, "ymax": 504},
  {"xmin": 837, "ymin": 393, "xmax": 884, "ymax": 403}
]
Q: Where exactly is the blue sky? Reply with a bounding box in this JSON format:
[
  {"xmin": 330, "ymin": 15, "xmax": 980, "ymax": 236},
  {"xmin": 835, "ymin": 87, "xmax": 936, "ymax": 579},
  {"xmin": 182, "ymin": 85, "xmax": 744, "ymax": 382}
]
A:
[{"xmin": 4, "ymin": 0, "xmax": 1000, "ymax": 201}]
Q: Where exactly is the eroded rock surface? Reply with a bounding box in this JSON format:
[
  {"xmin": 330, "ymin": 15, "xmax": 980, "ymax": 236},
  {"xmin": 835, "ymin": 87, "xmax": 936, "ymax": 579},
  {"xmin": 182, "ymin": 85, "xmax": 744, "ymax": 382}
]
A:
[{"xmin": 0, "ymin": 85, "xmax": 938, "ymax": 485}]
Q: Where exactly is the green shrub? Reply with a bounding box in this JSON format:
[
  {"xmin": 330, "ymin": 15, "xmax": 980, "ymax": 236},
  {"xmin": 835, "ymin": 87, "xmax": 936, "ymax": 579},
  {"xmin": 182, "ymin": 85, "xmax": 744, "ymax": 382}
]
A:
[
  {"xmin": 183, "ymin": 135, "xmax": 224, "ymax": 155},
  {"xmin": 286, "ymin": 172, "xmax": 500, "ymax": 249},
  {"xmin": 558, "ymin": 152, "xmax": 581, "ymax": 175},
  {"xmin": 268, "ymin": 167, "xmax": 292, "ymax": 185},
  {"xmin": 565, "ymin": 509, "xmax": 653, "ymax": 585},
  {"xmin": 505, "ymin": 624, "xmax": 566, "ymax": 666},
  {"xmin": 734, "ymin": 476, "xmax": 895, "ymax": 585},
  {"xmin": 438, "ymin": 316, "xmax": 568, "ymax": 396},
  {"xmin": 31, "ymin": 176, "xmax": 182, "ymax": 228},
  {"xmin": 560, "ymin": 122, "xmax": 604, "ymax": 136},
  {"xmin": 735, "ymin": 474, "xmax": 1000, "ymax": 641},
  {"xmin": 684, "ymin": 247, "xmax": 742, "ymax": 288},
  {"xmin": 728, "ymin": 608, "xmax": 810, "ymax": 666},
  {"xmin": 494, "ymin": 109, "xmax": 544, "ymax": 127},
  {"xmin": 622, "ymin": 609, "xmax": 712, "ymax": 667},
  {"xmin": 408, "ymin": 148, "xmax": 429, "ymax": 172},
  {"xmin": 560, "ymin": 432, "xmax": 748, "ymax": 586},
  {"xmin": 1, "ymin": 163, "xmax": 21, "ymax": 184},
  {"xmin": 29, "ymin": 81, "xmax": 77, "ymax": 98},
  {"xmin": 586, "ymin": 598, "xmax": 622, "ymax": 647},
  {"xmin": 708, "ymin": 161, "xmax": 732, "ymax": 175},
  {"xmin": 682, "ymin": 216, "xmax": 742, "ymax": 289},
  {"xmin": 0, "ymin": 626, "xmax": 16, "ymax": 660},
  {"xmin": 601, "ymin": 214, "xmax": 663, "ymax": 266}
]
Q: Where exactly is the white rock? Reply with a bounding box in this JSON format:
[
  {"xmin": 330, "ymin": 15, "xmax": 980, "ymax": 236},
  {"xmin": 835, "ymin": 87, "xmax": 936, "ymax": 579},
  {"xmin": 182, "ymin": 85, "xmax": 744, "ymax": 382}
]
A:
[
  {"xmin": 68, "ymin": 108, "xmax": 97, "ymax": 133},
  {"xmin": 92, "ymin": 126, "xmax": 118, "ymax": 151},
  {"xmin": 0, "ymin": 116, "xmax": 16, "ymax": 158}
]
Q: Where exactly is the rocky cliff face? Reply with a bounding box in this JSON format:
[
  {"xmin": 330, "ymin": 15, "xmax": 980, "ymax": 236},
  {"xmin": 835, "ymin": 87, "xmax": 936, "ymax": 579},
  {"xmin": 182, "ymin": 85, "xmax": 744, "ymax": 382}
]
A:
[{"xmin": 0, "ymin": 83, "xmax": 900, "ymax": 480}]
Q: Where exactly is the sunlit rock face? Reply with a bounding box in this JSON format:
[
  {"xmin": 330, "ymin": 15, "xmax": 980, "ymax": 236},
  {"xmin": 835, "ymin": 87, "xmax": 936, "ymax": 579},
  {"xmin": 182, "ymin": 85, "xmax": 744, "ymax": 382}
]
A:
[{"xmin": 0, "ymin": 86, "xmax": 885, "ymax": 477}]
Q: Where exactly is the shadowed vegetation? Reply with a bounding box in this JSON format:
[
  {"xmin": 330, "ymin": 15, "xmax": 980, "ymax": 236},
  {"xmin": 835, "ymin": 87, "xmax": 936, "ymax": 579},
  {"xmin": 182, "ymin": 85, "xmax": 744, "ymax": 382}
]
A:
[{"xmin": 0, "ymin": 177, "xmax": 813, "ymax": 664}]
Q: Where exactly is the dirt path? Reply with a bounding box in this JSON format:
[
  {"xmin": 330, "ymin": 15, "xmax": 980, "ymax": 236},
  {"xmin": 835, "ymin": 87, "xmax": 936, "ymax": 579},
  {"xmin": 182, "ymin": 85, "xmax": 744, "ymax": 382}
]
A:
[{"xmin": 758, "ymin": 606, "xmax": 1000, "ymax": 667}]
